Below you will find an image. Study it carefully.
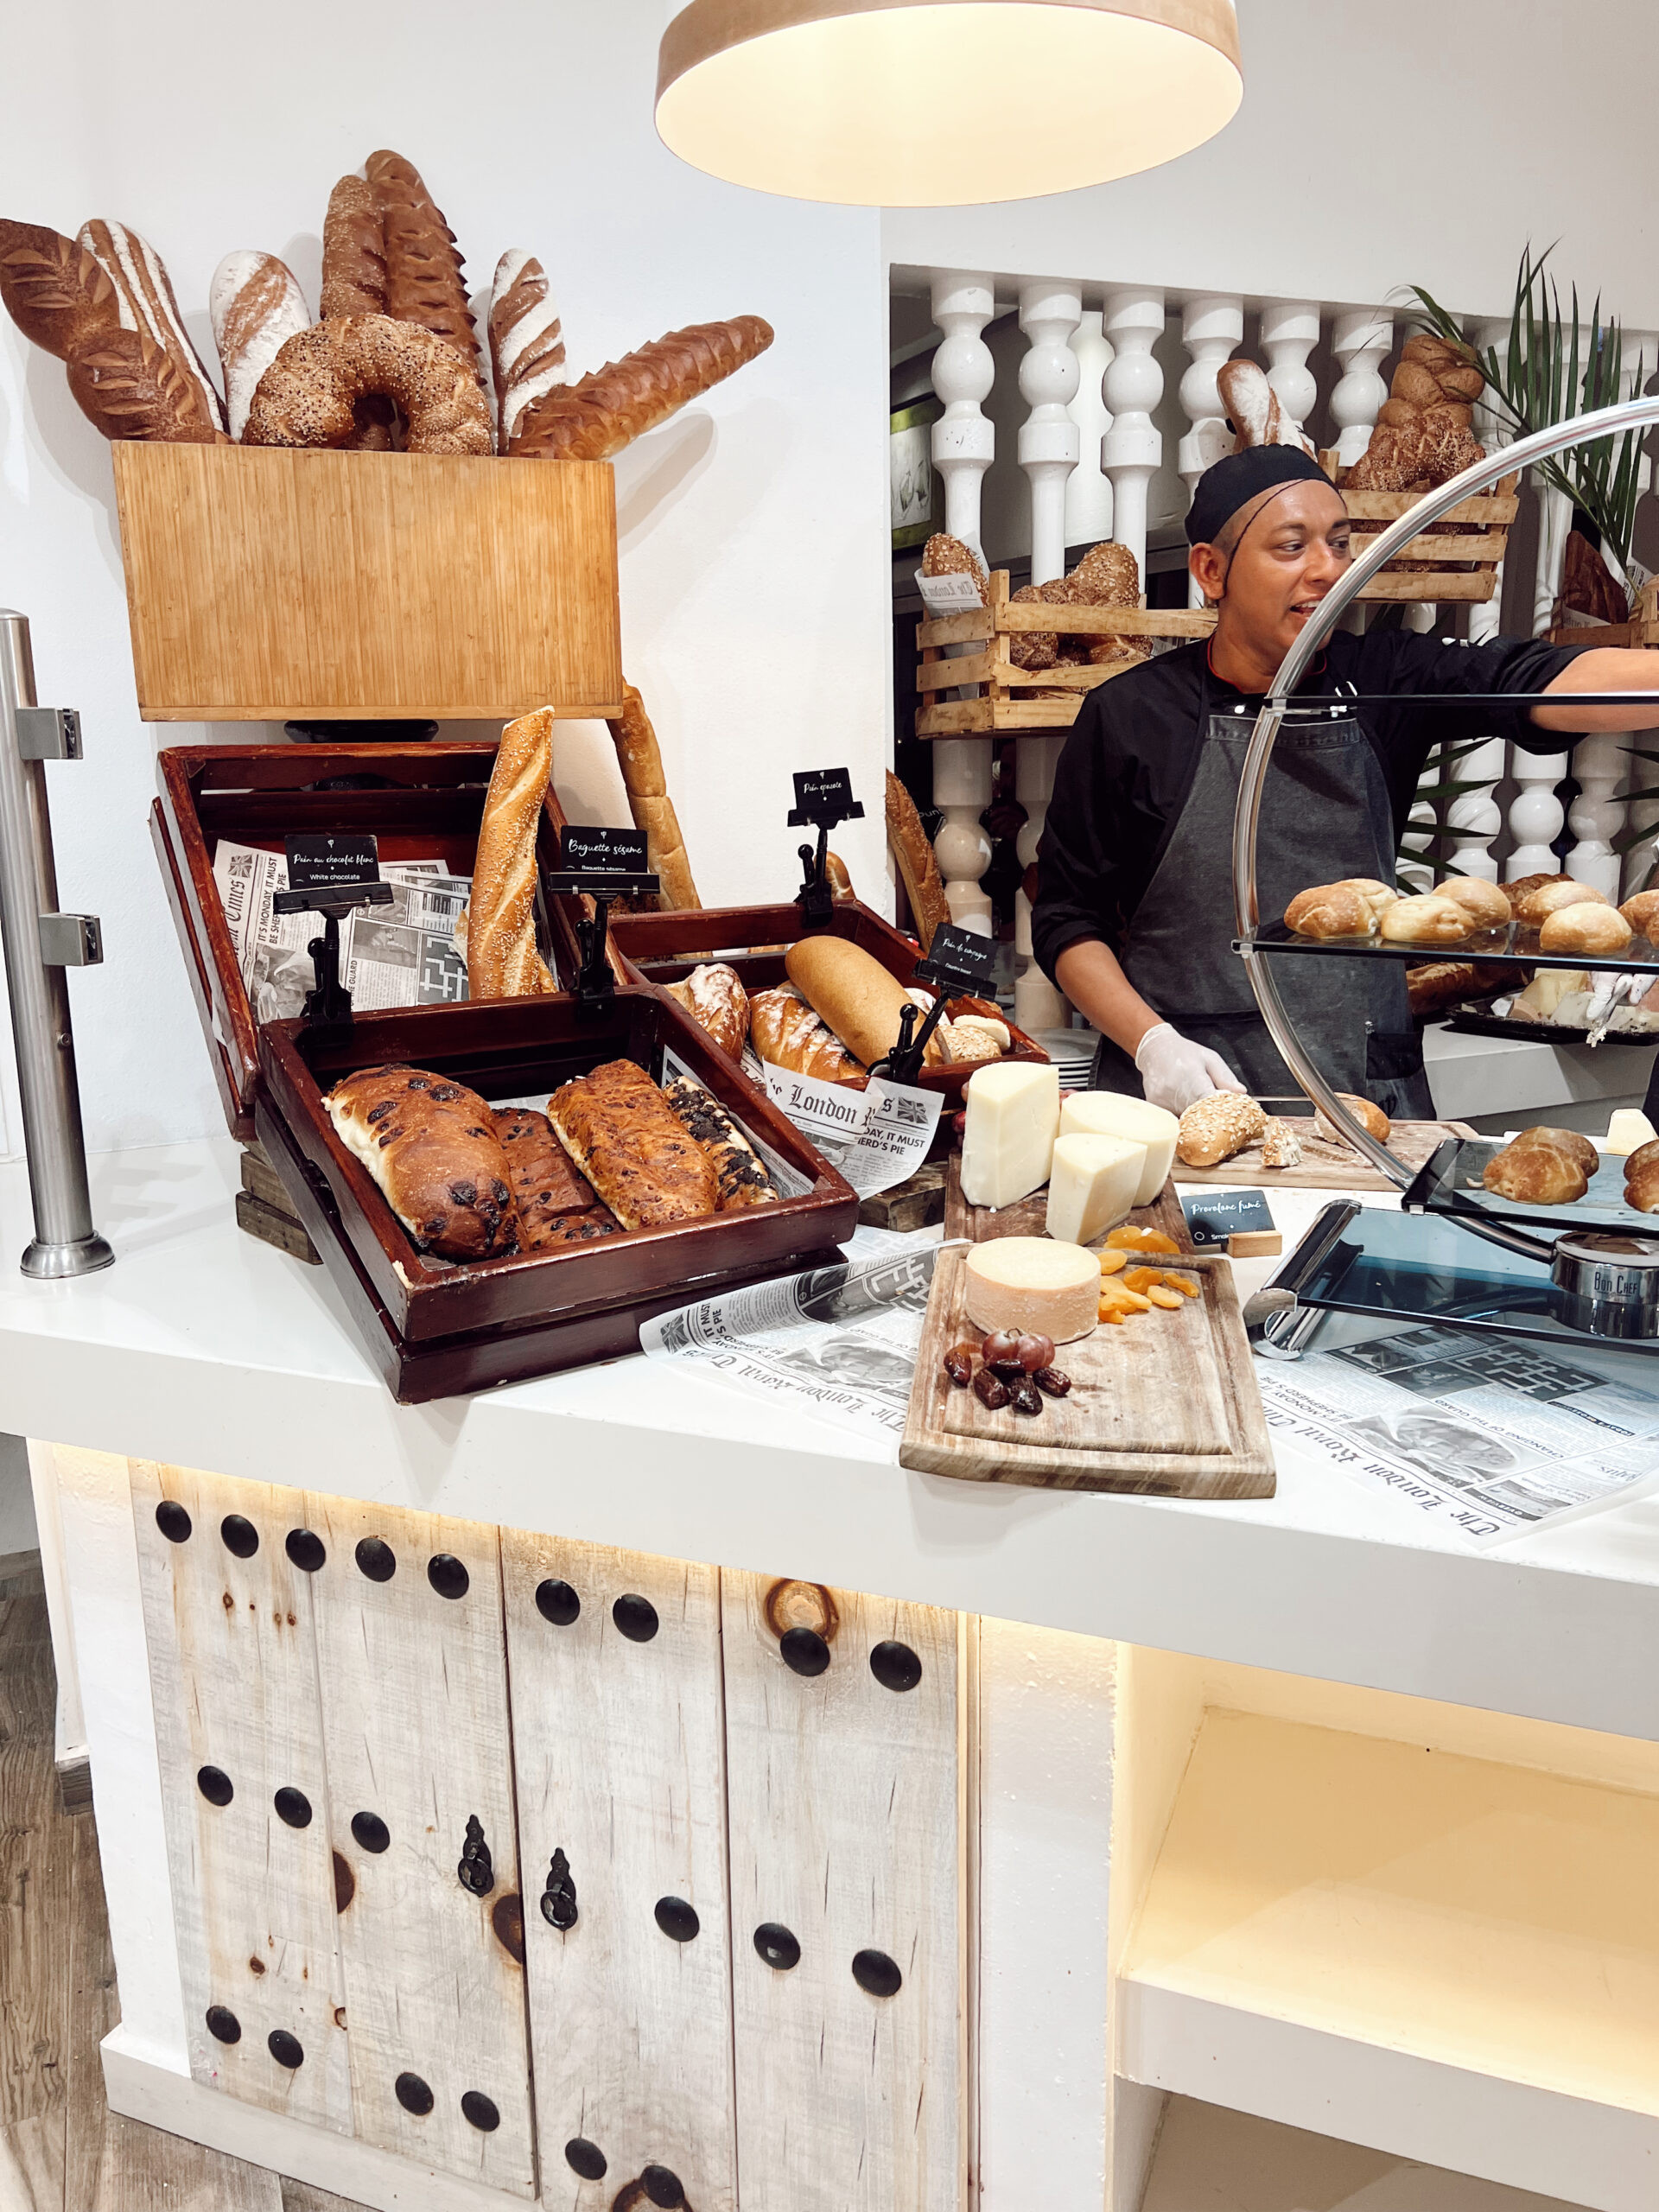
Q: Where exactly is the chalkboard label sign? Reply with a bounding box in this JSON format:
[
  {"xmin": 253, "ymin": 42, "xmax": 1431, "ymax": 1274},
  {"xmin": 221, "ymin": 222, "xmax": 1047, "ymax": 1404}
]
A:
[
  {"xmin": 916, "ymin": 922, "xmax": 996, "ymax": 996},
  {"xmin": 1181, "ymin": 1187, "xmax": 1276, "ymax": 1246},
  {"xmin": 561, "ymin": 824, "xmax": 649, "ymax": 874},
  {"xmin": 284, "ymin": 833, "xmax": 381, "ymax": 891},
  {"xmin": 787, "ymin": 767, "xmax": 864, "ymax": 829}
]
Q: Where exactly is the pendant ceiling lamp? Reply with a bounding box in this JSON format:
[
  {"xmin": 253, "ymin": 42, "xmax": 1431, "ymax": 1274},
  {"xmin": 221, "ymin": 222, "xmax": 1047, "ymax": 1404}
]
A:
[{"xmin": 656, "ymin": 0, "xmax": 1243, "ymax": 207}]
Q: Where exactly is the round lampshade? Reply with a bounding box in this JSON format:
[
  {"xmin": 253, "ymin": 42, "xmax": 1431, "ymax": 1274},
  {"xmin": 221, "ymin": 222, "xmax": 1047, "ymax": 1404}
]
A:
[{"xmin": 656, "ymin": 0, "xmax": 1243, "ymax": 207}]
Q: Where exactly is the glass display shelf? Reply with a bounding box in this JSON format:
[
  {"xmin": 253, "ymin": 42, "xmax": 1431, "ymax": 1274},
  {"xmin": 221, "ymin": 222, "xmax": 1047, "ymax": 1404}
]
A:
[
  {"xmin": 1440, "ymin": 1009, "xmax": 1655, "ymax": 1049},
  {"xmin": 1279, "ymin": 1202, "xmax": 1659, "ymax": 1359},
  {"xmin": 1238, "ymin": 917, "xmax": 1659, "ymax": 978},
  {"xmin": 1403, "ymin": 1135, "xmax": 1659, "ymax": 1241}
]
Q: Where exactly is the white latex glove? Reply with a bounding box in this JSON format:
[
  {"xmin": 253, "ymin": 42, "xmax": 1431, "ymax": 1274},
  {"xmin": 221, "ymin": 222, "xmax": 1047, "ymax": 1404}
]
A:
[{"xmin": 1134, "ymin": 1021, "xmax": 1248, "ymax": 1115}]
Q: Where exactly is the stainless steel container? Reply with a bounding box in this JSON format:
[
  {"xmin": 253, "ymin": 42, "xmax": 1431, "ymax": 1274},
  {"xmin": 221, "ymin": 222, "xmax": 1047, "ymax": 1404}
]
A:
[{"xmin": 1550, "ymin": 1232, "xmax": 1659, "ymax": 1339}]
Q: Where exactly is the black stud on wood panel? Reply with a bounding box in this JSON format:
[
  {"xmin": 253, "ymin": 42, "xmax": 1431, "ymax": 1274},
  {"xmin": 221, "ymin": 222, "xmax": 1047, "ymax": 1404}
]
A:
[
  {"xmin": 851, "ymin": 1947, "xmax": 904, "ymax": 1998},
  {"xmin": 535, "ymin": 1577, "xmax": 580, "ymax": 1625},
  {"xmin": 129, "ymin": 1464, "xmax": 362, "ymax": 2139},
  {"xmin": 612, "ymin": 1592, "xmax": 659, "ymax": 1643},
  {"xmin": 156, "ymin": 1499, "xmax": 192, "ymax": 1543},
  {"xmin": 197, "ymin": 1764, "xmax": 234, "ymax": 1807},
  {"xmin": 753, "ymin": 1923, "xmax": 801, "ymax": 1971},
  {"xmin": 779, "ymin": 1626, "xmax": 830, "ymax": 1677},
  {"xmin": 206, "ymin": 2005, "xmax": 241, "ymax": 2044},
  {"xmin": 351, "ymin": 1810, "xmax": 390, "ymax": 1855},
  {"xmin": 869, "ymin": 1639, "xmax": 924, "ymax": 1693},
  {"xmin": 284, "ymin": 1528, "xmax": 326, "ymax": 1573},
  {"xmin": 305, "ymin": 1491, "xmax": 533, "ymax": 2190},
  {"xmin": 267, "ymin": 2028, "xmax": 305, "ymax": 2069},
  {"xmin": 565, "ymin": 2135, "xmax": 608, "ymax": 2179},
  {"xmin": 641, "ymin": 2164, "xmax": 686, "ymax": 2207},
  {"xmin": 354, "ymin": 1536, "xmax": 396, "ymax": 1582},
  {"xmin": 461, "ymin": 2090, "xmax": 501, "ymax": 2133},
  {"xmin": 503, "ymin": 1531, "xmax": 737, "ymax": 2210},
  {"xmin": 395, "ymin": 2071, "xmax": 435, "ymax": 2116}
]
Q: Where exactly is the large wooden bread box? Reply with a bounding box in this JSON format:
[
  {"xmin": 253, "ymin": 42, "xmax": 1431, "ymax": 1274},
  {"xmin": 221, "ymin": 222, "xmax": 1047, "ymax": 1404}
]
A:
[
  {"xmin": 257, "ymin": 991, "xmax": 857, "ymax": 1402},
  {"xmin": 609, "ymin": 899, "xmax": 1050, "ymax": 1103},
  {"xmin": 152, "ymin": 741, "xmax": 593, "ymax": 1142},
  {"xmin": 111, "ymin": 443, "xmax": 625, "ymax": 721}
]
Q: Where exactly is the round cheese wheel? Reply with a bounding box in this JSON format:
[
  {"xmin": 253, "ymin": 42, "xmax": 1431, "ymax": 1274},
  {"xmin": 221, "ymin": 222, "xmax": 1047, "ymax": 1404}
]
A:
[{"xmin": 963, "ymin": 1236, "xmax": 1100, "ymax": 1344}]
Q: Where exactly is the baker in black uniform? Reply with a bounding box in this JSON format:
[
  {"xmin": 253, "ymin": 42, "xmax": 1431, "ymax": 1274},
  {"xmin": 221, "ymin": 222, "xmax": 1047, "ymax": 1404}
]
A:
[{"xmin": 1033, "ymin": 445, "xmax": 1659, "ymax": 1116}]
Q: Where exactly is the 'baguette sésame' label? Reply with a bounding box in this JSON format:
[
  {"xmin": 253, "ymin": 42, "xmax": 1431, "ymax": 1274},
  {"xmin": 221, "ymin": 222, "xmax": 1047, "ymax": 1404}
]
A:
[{"xmin": 560, "ymin": 824, "xmax": 649, "ymax": 873}]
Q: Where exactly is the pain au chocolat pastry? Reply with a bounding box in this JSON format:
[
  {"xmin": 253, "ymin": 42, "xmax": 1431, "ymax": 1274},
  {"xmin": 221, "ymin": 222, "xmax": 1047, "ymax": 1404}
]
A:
[
  {"xmin": 661, "ymin": 1077, "xmax": 779, "ymax": 1210},
  {"xmin": 491, "ymin": 1105, "xmax": 618, "ymax": 1250},
  {"xmin": 548, "ymin": 1059, "xmax": 718, "ymax": 1230},
  {"xmin": 329, "ymin": 1067, "xmax": 519, "ymax": 1259}
]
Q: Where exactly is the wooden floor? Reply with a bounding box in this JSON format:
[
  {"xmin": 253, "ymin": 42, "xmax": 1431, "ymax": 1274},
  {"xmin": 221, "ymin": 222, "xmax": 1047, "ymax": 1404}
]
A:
[{"xmin": 0, "ymin": 1552, "xmax": 371, "ymax": 2212}]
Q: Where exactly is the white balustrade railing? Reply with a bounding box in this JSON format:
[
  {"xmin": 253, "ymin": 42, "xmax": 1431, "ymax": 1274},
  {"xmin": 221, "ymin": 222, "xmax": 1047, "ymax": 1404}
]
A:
[{"xmin": 916, "ymin": 279, "xmax": 1649, "ymax": 1002}]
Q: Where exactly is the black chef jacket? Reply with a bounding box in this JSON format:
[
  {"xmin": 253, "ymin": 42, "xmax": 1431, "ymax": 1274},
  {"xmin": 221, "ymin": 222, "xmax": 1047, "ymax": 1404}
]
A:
[{"xmin": 1032, "ymin": 628, "xmax": 1587, "ymax": 981}]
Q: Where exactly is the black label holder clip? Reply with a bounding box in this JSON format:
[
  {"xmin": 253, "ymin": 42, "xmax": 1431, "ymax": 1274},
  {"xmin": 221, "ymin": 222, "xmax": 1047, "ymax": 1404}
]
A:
[
  {"xmin": 867, "ymin": 922, "xmax": 998, "ymax": 1088},
  {"xmin": 543, "ymin": 858, "xmax": 661, "ymax": 1012},
  {"xmin": 787, "ymin": 768, "xmax": 865, "ymax": 924},
  {"xmin": 270, "ymin": 878, "xmax": 393, "ymax": 1032}
]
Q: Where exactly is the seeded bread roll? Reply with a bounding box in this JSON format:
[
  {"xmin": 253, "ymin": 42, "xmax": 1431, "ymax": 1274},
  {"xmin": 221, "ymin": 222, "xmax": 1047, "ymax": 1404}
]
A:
[
  {"xmin": 785, "ymin": 936, "xmax": 918, "ymax": 1070},
  {"xmin": 1539, "ymin": 901, "xmax": 1633, "ymax": 956},
  {"xmin": 1175, "ymin": 1093, "xmax": 1267, "ymax": 1168}
]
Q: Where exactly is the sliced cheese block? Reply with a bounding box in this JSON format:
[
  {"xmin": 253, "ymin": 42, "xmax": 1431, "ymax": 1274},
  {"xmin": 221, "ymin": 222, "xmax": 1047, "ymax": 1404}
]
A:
[
  {"xmin": 960, "ymin": 1060, "xmax": 1061, "ymax": 1210},
  {"xmin": 1605, "ymin": 1107, "xmax": 1658, "ymax": 1156},
  {"xmin": 1058, "ymin": 1092, "xmax": 1178, "ymax": 1206},
  {"xmin": 1045, "ymin": 1133, "xmax": 1147, "ymax": 1247},
  {"xmin": 963, "ymin": 1236, "xmax": 1099, "ymax": 1344}
]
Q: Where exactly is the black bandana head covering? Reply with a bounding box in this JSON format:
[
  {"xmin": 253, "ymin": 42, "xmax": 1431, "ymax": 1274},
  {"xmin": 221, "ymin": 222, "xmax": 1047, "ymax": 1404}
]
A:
[{"xmin": 1185, "ymin": 445, "xmax": 1334, "ymax": 546}]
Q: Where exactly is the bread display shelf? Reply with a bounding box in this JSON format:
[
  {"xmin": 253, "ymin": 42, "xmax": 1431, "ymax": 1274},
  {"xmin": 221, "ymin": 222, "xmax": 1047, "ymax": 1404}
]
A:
[
  {"xmin": 1404, "ymin": 1133, "xmax": 1659, "ymax": 1239},
  {"xmin": 609, "ymin": 898, "xmax": 1050, "ymax": 1103},
  {"xmin": 1544, "ymin": 575, "xmax": 1659, "ymax": 651},
  {"xmin": 256, "ymin": 989, "xmax": 856, "ymax": 1400},
  {"xmin": 154, "ymin": 741, "xmax": 592, "ymax": 1142},
  {"xmin": 1338, "ymin": 474, "xmax": 1517, "ymax": 603},
  {"xmin": 900, "ymin": 1243, "xmax": 1273, "ymax": 1497},
  {"xmin": 111, "ymin": 442, "xmax": 625, "ymax": 721},
  {"xmin": 1246, "ymin": 916, "xmax": 1659, "ymax": 976}
]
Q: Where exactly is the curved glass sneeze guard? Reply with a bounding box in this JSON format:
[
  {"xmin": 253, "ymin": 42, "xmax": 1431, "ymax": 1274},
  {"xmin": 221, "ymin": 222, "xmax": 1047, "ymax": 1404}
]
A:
[{"xmin": 1230, "ymin": 391, "xmax": 1659, "ymax": 1192}]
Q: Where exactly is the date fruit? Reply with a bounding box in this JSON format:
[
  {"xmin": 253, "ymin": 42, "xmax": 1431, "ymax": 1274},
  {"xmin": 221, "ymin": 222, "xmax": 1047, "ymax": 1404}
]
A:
[
  {"xmin": 1009, "ymin": 1377, "xmax": 1043, "ymax": 1416},
  {"xmin": 981, "ymin": 1327, "xmax": 1026, "ymax": 1382},
  {"xmin": 1014, "ymin": 1332, "xmax": 1054, "ymax": 1373},
  {"xmin": 943, "ymin": 1344, "xmax": 976, "ymax": 1389},
  {"xmin": 1033, "ymin": 1366, "xmax": 1071, "ymax": 1398},
  {"xmin": 972, "ymin": 1366, "xmax": 1012, "ymax": 1410}
]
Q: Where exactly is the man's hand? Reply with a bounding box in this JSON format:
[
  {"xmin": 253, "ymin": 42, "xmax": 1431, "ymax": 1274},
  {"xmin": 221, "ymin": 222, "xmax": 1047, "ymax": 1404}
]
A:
[{"xmin": 1134, "ymin": 1022, "xmax": 1248, "ymax": 1115}]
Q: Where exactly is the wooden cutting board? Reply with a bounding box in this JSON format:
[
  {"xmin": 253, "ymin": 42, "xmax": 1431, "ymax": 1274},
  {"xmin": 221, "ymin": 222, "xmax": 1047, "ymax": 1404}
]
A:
[
  {"xmin": 943, "ymin": 1157, "xmax": 1193, "ymax": 1248},
  {"xmin": 1173, "ymin": 1117, "xmax": 1474, "ymax": 1192},
  {"xmin": 899, "ymin": 1244, "xmax": 1274, "ymax": 1497}
]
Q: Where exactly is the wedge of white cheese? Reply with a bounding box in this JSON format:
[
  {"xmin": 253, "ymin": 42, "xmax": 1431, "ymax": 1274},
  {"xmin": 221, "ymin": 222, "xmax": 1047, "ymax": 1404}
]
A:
[
  {"xmin": 1058, "ymin": 1092, "xmax": 1178, "ymax": 1206},
  {"xmin": 963, "ymin": 1236, "xmax": 1100, "ymax": 1343},
  {"xmin": 1605, "ymin": 1107, "xmax": 1657, "ymax": 1156},
  {"xmin": 1045, "ymin": 1133, "xmax": 1147, "ymax": 1246},
  {"xmin": 961, "ymin": 1060, "xmax": 1061, "ymax": 1210}
]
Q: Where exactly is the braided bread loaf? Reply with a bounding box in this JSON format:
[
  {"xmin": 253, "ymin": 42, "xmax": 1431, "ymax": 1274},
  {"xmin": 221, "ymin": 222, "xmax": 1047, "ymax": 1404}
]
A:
[
  {"xmin": 508, "ymin": 315, "xmax": 772, "ymax": 461},
  {"xmin": 1344, "ymin": 334, "xmax": 1486, "ymax": 492}
]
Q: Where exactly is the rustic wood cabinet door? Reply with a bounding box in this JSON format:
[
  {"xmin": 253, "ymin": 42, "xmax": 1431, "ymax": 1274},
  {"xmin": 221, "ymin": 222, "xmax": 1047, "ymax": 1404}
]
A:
[
  {"xmin": 721, "ymin": 1575, "xmax": 966, "ymax": 2212},
  {"xmin": 130, "ymin": 1463, "xmax": 352, "ymax": 2135},
  {"xmin": 306, "ymin": 1494, "xmax": 536, "ymax": 2197},
  {"xmin": 502, "ymin": 1534, "xmax": 737, "ymax": 2212}
]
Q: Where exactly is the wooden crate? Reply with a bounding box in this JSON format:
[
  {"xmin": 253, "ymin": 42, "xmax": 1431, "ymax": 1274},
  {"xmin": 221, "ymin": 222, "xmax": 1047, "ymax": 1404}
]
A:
[
  {"xmin": 1546, "ymin": 577, "xmax": 1659, "ymax": 649},
  {"xmin": 914, "ymin": 570, "xmax": 1214, "ymax": 737},
  {"xmin": 111, "ymin": 442, "xmax": 625, "ymax": 721},
  {"xmin": 1341, "ymin": 474, "xmax": 1519, "ymax": 603}
]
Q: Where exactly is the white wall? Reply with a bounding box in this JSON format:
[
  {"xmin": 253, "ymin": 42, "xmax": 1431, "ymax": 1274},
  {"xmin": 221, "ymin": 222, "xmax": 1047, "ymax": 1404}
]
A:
[
  {"xmin": 0, "ymin": 0, "xmax": 889, "ymax": 1154},
  {"xmin": 887, "ymin": 0, "xmax": 1659, "ymax": 330}
]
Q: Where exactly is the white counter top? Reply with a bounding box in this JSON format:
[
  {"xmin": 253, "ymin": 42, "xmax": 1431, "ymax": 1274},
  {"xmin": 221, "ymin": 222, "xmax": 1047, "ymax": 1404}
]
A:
[{"xmin": 3, "ymin": 1137, "xmax": 1658, "ymax": 1741}]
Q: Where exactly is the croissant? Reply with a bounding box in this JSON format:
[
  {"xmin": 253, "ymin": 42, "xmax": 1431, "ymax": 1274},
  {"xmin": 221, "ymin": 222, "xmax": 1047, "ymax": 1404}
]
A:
[{"xmin": 508, "ymin": 315, "xmax": 773, "ymax": 461}]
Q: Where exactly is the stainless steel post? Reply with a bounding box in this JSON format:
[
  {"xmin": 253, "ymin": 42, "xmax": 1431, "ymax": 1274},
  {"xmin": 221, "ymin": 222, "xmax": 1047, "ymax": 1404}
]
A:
[{"xmin": 0, "ymin": 611, "xmax": 113, "ymax": 1276}]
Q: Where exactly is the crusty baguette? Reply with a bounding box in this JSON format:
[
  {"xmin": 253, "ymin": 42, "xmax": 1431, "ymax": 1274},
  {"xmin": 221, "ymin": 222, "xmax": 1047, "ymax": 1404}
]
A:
[
  {"xmin": 489, "ymin": 248, "xmax": 564, "ymax": 448},
  {"xmin": 327, "ymin": 1065, "xmax": 519, "ymax": 1260},
  {"xmin": 748, "ymin": 984, "xmax": 863, "ymax": 1082},
  {"xmin": 0, "ymin": 219, "xmax": 119, "ymax": 359},
  {"xmin": 825, "ymin": 851, "xmax": 855, "ymax": 900},
  {"xmin": 605, "ymin": 683, "xmax": 699, "ymax": 910},
  {"xmin": 665, "ymin": 963, "xmax": 747, "ymax": 1059},
  {"xmin": 79, "ymin": 219, "xmax": 224, "ymax": 434},
  {"xmin": 321, "ymin": 175, "xmax": 387, "ymax": 319},
  {"xmin": 468, "ymin": 708, "xmax": 556, "ymax": 999},
  {"xmin": 785, "ymin": 935, "xmax": 916, "ymax": 1069},
  {"xmin": 661, "ymin": 1076, "xmax": 779, "ymax": 1210},
  {"xmin": 885, "ymin": 770, "xmax": 950, "ymax": 953},
  {"xmin": 509, "ymin": 315, "xmax": 772, "ymax": 461},
  {"xmin": 546, "ymin": 1059, "xmax": 718, "ymax": 1230}
]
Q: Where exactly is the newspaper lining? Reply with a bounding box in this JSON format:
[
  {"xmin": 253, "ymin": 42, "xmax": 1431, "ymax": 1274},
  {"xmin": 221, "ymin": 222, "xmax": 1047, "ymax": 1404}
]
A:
[
  {"xmin": 1255, "ymin": 1326, "xmax": 1659, "ymax": 1546},
  {"xmin": 213, "ymin": 840, "xmax": 469, "ymax": 1022},
  {"xmin": 740, "ymin": 1051, "xmax": 942, "ymax": 1198},
  {"xmin": 640, "ymin": 1229, "xmax": 945, "ymax": 1443}
]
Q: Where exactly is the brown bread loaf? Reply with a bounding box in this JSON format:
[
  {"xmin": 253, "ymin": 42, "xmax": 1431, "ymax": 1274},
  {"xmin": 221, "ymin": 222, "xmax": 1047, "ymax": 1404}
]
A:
[
  {"xmin": 489, "ymin": 249, "xmax": 564, "ymax": 449},
  {"xmin": 244, "ymin": 315, "xmax": 491, "ymax": 457},
  {"xmin": 210, "ymin": 251, "xmax": 309, "ymax": 442},
  {"xmin": 1484, "ymin": 1135, "xmax": 1588, "ymax": 1205},
  {"xmin": 78, "ymin": 219, "xmax": 224, "ymax": 433},
  {"xmin": 1176, "ymin": 1095, "xmax": 1268, "ymax": 1168},
  {"xmin": 321, "ymin": 175, "xmax": 386, "ymax": 319},
  {"xmin": 66, "ymin": 325, "xmax": 228, "ymax": 443},
  {"xmin": 327, "ymin": 1065, "xmax": 520, "ymax": 1259},
  {"xmin": 547, "ymin": 1059, "xmax": 719, "ymax": 1230},
  {"xmin": 0, "ymin": 219, "xmax": 119, "ymax": 358},
  {"xmin": 885, "ymin": 770, "xmax": 950, "ymax": 953},
  {"xmin": 1313, "ymin": 1094, "xmax": 1393, "ymax": 1146},
  {"xmin": 665, "ymin": 964, "xmax": 747, "ymax": 1060},
  {"xmin": 365, "ymin": 149, "xmax": 484, "ymax": 388},
  {"xmin": 509, "ymin": 315, "xmax": 772, "ymax": 461},
  {"xmin": 748, "ymin": 985, "xmax": 863, "ymax": 1082},
  {"xmin": 785, "ymin": 935, "xmax": 916, "ymax": 1069}
]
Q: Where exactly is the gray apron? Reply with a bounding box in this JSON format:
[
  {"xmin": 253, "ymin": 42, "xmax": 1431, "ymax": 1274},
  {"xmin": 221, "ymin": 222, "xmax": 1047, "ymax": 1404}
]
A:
[{"xmin": 1091, "ymin": 691, "xmax": 1433, "ymax": 1118}]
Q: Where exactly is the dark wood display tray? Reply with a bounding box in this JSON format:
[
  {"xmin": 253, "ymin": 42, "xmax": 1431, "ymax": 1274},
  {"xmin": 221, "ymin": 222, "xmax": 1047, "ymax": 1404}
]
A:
[
  {"xmin": 154, "ymin": 741, "xmax": 595, "ymax": 1141},
  {"xmin": 609, "ymin": 899, "xmax": 1049, "ymax": 1100},
  {"xmin": 256, "ymin": 989, "xmax": 859, "ymax": 1386}
]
